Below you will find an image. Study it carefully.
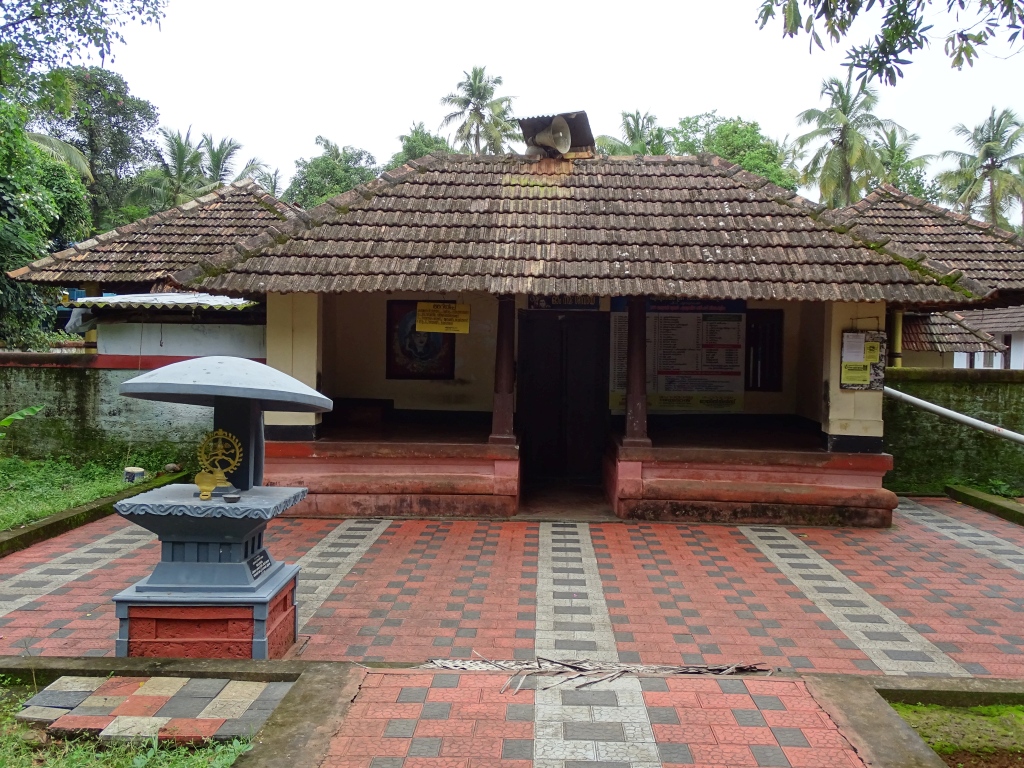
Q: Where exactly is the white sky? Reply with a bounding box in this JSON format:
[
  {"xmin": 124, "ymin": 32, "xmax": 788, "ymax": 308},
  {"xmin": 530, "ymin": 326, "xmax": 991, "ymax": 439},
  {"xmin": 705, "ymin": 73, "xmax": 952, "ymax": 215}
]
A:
[{"xmin": 101, "ymin": 0, "xmax": 1024, "ymax": 192}]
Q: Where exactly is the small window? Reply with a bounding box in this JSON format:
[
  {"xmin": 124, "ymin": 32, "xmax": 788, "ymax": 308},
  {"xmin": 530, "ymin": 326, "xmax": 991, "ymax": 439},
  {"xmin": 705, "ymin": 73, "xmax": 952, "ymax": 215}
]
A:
[
  {"xmin": 745, "ymin": 309, "xmax": 784, "ymax": 392},
  {"xmin": 984, "ymin": 351, "xmax": 995, "ymax": 368},
  {"xmin": 1004, "ymin": 335, "xmax": 1012, "ymax": 370}
]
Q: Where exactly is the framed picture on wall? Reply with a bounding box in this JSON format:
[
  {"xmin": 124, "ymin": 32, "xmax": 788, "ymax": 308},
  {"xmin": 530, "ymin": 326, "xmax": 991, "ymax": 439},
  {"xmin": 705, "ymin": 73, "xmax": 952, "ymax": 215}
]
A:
[{"xmin": 385, "ymin": 300, "xmax": 456, "ymax": 380}]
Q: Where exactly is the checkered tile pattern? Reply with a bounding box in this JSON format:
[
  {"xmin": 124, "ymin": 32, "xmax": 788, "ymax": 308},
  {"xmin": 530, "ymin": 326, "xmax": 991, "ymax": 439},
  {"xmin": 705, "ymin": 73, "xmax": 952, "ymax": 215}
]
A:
[
  {"xmin": 326, "ymin": 671, "xmax": 864, "ymax": 768},
  {"xmin": 16, "ymin": 675, "xmax": 292, "ymax": 742},
  {"xmin": 3, "ymin": 498, "xmax": 1024, "ymax": 676}
]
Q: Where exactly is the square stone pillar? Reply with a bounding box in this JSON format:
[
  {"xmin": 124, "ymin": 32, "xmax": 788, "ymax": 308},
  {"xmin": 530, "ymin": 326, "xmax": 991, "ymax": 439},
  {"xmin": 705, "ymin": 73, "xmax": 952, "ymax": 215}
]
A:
[{"xmin": 266, "ymin": 292, "xmax": 323, "ymax": 440}]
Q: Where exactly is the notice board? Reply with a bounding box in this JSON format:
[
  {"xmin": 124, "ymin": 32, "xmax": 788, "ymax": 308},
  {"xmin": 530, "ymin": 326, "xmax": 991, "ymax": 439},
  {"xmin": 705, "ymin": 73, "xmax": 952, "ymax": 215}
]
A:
[{"xmin": 609, "ymin": 299, "xmax": 746, "ymax": 413}]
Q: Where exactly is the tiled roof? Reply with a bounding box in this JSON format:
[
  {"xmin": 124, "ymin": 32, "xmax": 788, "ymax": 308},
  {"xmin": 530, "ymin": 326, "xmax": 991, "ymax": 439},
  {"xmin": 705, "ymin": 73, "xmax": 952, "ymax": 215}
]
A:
[
  {"xmin": 902, "ymin": 311, "xmax": 1005, "ymax": 353},
  {"xmin": 828, "ymin": 184, "xmax": 1024, "ymax": 294},
  {"xmin": 956, "ymin": 306, "xmax": 1024, "ymax": 334},
  {"xmin": 172, "ymin": 154, "xmax": 976, "ymax": 305},
  {"xmin": 9, "ymin": 180, "xmax": 298, "ymax": 288}
]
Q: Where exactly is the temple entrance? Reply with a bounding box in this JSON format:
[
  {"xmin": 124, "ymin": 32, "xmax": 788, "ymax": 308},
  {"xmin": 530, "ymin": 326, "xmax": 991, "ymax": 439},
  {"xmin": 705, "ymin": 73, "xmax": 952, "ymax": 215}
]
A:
[{"xmin": 517, "ymin": 310, "xmax": 610, "ymax": 485}]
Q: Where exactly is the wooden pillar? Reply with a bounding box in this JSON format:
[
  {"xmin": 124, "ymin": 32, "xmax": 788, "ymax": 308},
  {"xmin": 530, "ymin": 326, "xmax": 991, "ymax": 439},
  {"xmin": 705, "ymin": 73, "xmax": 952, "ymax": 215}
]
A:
[
  {"xmin": 489, "ymin": 295, "xmax": 516, "ymax": 444},
  {"xmin": 623, "ymin": 295, "xmax": 651, "ymax": 447}
]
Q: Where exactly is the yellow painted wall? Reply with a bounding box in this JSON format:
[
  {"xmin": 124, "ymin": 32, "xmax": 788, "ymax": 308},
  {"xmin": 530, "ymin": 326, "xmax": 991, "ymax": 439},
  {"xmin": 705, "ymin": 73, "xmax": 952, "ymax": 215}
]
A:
[
  {"xmin": 322, "ymin": 292, "xmax": 498, "ymax": 411},
  {"xmin": 266, "ymin": 292, "xmax": 322, "ymax": 427},
  {"xmin": 822, "ymin": 301, "xmax": 886, "ymax": 438}
]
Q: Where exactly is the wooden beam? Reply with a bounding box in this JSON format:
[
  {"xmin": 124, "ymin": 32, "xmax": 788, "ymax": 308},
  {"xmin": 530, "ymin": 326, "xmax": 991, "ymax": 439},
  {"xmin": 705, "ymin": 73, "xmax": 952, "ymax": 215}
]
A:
[
  {"xmin": 624, "ymin": 295, "xmax": 652, "ymax": 447},
  {"xmin": 489, "ymin": 295, "xmax": 516, "ymax": 445}
]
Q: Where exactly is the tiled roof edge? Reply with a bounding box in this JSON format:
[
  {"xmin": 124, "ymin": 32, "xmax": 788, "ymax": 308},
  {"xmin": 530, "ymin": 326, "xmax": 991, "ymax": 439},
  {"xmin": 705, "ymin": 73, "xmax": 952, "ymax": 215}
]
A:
[
  {"xmin": 740, "ymin": 182, "xmax": 986, "ymax": 304},
  {"xmin": 942, "ymin": 311, "xmax": 1007, "ymax": 351},
  {"xmin": 7, "ymin": 179, "xmax": 293, "ymax": 283}
]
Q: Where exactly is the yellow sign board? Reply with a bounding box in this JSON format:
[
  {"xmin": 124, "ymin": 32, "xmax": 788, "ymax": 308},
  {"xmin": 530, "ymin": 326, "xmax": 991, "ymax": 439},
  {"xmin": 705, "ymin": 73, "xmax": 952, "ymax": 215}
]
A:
[
  {"xmin": 863, "ymin": 341, "xmax": 880, "ymax": 363},
  {"xmin": 841, "ymin": 362, "xmax": 871, "ymax": 386},
  {"xmin": 416, "ymin": 302, "xmax": 470, "ymax": 334}
]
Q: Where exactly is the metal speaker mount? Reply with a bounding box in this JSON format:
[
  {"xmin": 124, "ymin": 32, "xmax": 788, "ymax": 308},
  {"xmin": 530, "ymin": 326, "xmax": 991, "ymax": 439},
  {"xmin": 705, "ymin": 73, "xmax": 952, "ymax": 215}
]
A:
[{"xmin": 533, "ymin": 115, "xmax": 572, "ymax": 155}]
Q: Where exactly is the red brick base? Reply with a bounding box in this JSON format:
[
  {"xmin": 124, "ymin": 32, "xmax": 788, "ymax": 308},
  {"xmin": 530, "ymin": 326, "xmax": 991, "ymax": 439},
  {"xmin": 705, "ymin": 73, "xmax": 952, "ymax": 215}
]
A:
[{"xmin": 126, "ymin": 579, "xmax": 296, "ymax": 659}]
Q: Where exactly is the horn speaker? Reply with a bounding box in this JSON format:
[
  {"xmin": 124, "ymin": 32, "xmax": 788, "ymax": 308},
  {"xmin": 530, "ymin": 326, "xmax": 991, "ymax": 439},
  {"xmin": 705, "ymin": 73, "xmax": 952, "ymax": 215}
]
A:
[{"xmin": 533, "ymin": 116, "xmax": 572, "ymax": 154}]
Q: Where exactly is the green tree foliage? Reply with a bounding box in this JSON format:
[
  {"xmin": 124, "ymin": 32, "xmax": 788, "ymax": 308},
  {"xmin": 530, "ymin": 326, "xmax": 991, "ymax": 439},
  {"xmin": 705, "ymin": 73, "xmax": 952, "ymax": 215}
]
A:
[
  {"xmin": 201, "ymin": 133, "xmax": 264, "ymax": 186},
  {"xmin": 440, "ymin": 66, "xmax": 518, "ymax": 154},
  {"xmin": 32, "ymin": 66, "xmax": 158, "ymax": 229},
  {"xmin": 385, "ymin": 123, "xmax": 452, "ymax": 171},
  {"xmin": 797, "ymin": 72, "xmax": 897, "ymax": 207},
  {"xmin": 937, "ymin": 107, "xmax": 1024, "ymax": 228},
  {"xmin": 597, "ymin": 111, "xmax": 670, "ymax": 155},
  {"xmin": 283, "ymin": 137, "xmax": 379, "ymax": 208},
  {"xmin": 37, "ymin": 151, "xmax": 92, "ymax": 248},
  {"xmin": 127, "ymin": 127, "xmax": 211, "ymax": 210},
  {"xmin": 0, "ymin": 0, "xmax": 167, "ymax": 103},
  {"xmin": 0, "ymin": 103, "xmax": 59, "ymax": 348},
  {"xmin": 756, "ymin": 0, "xmax": 1024, "ymax": 85},
  {"xmin": 870, "ymin": 126, "xmax": 939, "ymax": 201},
  {"xmin": 662, "ymin": 112, "xmax": 799, "ymax": 190}
]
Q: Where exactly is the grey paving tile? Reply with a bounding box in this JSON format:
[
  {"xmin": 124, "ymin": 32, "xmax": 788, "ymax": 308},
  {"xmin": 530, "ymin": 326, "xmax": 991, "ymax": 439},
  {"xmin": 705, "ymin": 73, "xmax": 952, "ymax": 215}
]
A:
[
  {"xmin": 733, "ymin": 709, "xmax": 768, "ymax": 727},
  {"xmin": 178, "ymin": 678, "xmax": 229, "ymax": 698},
  {"xmin": 561, "ymin": 690, "xmax": 617, "ymax": 707},
  {"xmin": 752, "ymin": 694, "xmax": 786, "ymax": 710},
  {"xmin": 430, "ymin": 674, "xmax": 460, "ymax": 689},
  {"xmin": 646, "ymin": 706, "xmax": 680, "ymax": 724},
  {"xmin": 772, "ymin": 727, "xmax": 810, "ymax": 747},
  {"xmin": 409, "ymin": 737, "xmax": 442, "ymax": 757},
  {"xmin": 502, "ymin": 739, "xmax": 534, "ymax": 759},
  {"xmin": 155, "ymin": 697, "xmax": 213, "ymax": 718},
  {"xmin": 659, "ymin": 742, "xmax": 695, "ymax": 763},
  {"xmin": 564, "ymin": 722, "xmax": 625, "ymax": 741},
  {"xmin": 23, "ymin": 691, "xmax": 92, "ymax": 709},
  {"xmin": 397, "ymin": 687, "xmax": 428, "ymax": 703},
  {"xmin": 751, "ymin": 744, "xmax": 792, "ymax": 766},
  {"xmin": 420, "ymin": 702, "xmax": 451, "ymax": 720},
  {"xmin": 718, "ymin": 679, "xmax": 748, "ymax": 694},
  {"xmin": 384, "ymin": 719, "xmax": 417, "ymax": 737},
  {"xmin": 639, "ymin": 678, "xmax": 669, "ymax": 692},
  {"xmin": 506, "ymin": 703, "xmax": 535, "ymax": 721}
]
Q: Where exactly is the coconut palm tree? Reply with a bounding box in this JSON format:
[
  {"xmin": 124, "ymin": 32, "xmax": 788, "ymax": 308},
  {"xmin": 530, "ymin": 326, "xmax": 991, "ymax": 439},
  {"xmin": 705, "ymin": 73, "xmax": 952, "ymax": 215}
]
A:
[
  {"xmin": 872, "ymin": 127, "xmax": 933, "ymax": 186},
  {"xmin": 440, "ymin": 67, "xmax": 517, "ymax": 154},
  {"xmin": 796, "ymin": 72, "xmax": 898, "ymax": 208},
  {"xmin": 26, "ymin": 132, "xmax": 94, "ymax": 181},
  {"xmin": 597, "ymin": 111, "xmax": 670, "ymax": 155},
  {"xmin": 201, "ymin": 133, "xmax": 265, "ymax": 185},
  {"xmin": 936, "ymin": 108, "xmax": 1024, "ymax": 228},
  {"xmin": 254, "ymin": 168, "xmax": 283, "ymax": 196},
  {"xmin": 127, "ymin": 127, "xmax": 214, "ymax": 210}
]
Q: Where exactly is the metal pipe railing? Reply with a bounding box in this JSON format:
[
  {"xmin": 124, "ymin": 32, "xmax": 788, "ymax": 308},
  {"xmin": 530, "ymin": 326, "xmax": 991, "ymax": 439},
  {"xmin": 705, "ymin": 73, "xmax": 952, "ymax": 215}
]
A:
[{"xmin": 883, "ymin": 386, "xmax": 1024, "ymax": 446}]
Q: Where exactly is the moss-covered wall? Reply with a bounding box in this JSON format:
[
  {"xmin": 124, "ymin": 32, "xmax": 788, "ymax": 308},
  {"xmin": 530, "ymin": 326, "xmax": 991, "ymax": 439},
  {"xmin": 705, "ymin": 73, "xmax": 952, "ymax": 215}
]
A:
[
  {"xmin": 884, "ymin": 367, "xmax": 1024, "ymax": 494},
  {"xmin": 0, "ymin": 363, "xmax": 210, "ymax": 467}
]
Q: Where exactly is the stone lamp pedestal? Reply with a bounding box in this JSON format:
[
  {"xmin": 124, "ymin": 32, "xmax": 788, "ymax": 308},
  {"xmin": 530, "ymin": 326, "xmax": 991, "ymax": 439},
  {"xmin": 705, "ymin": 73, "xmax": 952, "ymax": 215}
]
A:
[
  {"xmin": 112, "ymin": 486, "xmax": 307, "ymax": 659},
  {"xmin": 110, "ymin": 356, "xmax": 333, "ymax": 660}
]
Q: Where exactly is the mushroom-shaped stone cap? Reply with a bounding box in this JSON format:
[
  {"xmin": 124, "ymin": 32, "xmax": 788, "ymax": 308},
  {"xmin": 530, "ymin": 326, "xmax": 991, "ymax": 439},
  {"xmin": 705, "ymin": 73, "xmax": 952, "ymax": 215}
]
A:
[{"xmin": 119, "ymin": 356, "xmax": 333, "ymax": 412}]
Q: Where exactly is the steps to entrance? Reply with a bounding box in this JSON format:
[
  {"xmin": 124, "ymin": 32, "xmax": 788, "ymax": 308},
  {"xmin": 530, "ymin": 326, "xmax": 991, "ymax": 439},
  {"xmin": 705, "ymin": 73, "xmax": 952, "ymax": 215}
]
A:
[{"xmin": 264, "ymin": 441, "xmax": 520, "ymax": 518}]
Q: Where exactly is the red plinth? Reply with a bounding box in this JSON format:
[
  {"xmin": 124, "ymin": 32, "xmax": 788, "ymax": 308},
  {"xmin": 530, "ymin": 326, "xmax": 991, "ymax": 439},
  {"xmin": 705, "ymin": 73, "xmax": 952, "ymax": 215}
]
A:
[{"xmin": 125, "ymin": 578, "xmax": 296, "ymax": 659}]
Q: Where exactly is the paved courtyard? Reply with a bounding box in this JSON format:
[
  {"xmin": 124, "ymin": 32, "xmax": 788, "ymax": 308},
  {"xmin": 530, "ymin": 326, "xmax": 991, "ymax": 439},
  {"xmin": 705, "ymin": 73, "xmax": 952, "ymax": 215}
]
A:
[{"xmin": 3, "ymin": 496, "xmax": 1024, "ymax": 767}]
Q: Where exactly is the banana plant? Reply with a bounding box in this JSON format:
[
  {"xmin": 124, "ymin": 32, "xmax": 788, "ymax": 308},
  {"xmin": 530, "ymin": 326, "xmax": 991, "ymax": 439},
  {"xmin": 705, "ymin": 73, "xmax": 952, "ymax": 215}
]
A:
[{"xmin": 0, "ymin": 406, "xmax": 43, "ymax": 440}]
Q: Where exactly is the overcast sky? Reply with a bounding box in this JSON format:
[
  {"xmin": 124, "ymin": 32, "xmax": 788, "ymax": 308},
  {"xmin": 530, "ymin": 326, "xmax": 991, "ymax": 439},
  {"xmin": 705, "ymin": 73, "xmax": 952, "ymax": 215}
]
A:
[{"xmin": 101, "ymin": 1, "xmax": 1023, "ymax": 191}]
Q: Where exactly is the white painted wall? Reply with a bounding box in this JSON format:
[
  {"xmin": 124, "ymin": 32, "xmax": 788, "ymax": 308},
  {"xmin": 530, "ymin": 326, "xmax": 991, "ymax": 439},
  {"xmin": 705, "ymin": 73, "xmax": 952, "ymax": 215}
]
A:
[{"xmin": 97, "ymin": 323, "xmax": 266, "ymax": 358}]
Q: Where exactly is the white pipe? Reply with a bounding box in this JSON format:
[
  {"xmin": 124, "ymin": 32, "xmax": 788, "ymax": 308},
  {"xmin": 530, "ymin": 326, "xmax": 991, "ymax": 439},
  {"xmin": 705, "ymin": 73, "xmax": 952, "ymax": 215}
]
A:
[{"xmin": 884, "ymin": 386, "xmax": 1024, "ymax": 446}]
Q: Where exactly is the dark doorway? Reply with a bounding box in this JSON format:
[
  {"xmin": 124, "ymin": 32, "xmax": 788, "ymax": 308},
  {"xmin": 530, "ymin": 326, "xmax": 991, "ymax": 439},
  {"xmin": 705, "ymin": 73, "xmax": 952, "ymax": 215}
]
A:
[{"xmin": 517, "ymin": 310, "xmax": 611, "ymax": 484}]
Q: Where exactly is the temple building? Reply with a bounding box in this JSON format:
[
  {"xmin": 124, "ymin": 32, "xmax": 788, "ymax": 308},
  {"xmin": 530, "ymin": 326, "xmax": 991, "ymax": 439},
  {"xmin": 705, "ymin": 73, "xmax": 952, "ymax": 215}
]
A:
[{"xmin": 12, "ymin": 115, "xmax": 1024, "ymax": 527}]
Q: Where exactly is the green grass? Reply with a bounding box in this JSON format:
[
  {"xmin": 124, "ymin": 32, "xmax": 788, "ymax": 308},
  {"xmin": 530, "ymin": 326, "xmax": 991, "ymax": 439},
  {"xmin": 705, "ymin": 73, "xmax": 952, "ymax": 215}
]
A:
[
  {"xmin": 892, "ymin": 702, "xmax": 1024, "ymax": 755},
  {"xmin": 0, "ymin": 458, "xmax": 131, "ymax": 532},
  {"xmin": 0, "ymin": 688, "xmax": 251, "ymax": 768}
]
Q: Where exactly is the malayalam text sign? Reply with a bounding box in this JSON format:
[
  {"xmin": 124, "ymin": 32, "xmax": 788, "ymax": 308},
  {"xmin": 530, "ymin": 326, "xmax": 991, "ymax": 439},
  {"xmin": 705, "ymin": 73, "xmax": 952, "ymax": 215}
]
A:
[{"xmin": 416, "ymin": 302, "xmax": 470, "ymax": 334}]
